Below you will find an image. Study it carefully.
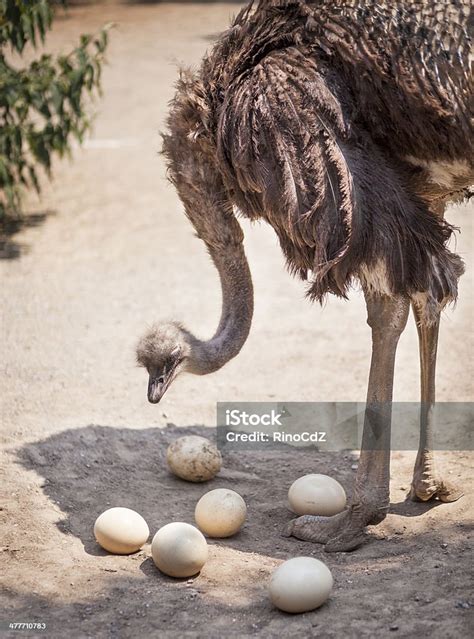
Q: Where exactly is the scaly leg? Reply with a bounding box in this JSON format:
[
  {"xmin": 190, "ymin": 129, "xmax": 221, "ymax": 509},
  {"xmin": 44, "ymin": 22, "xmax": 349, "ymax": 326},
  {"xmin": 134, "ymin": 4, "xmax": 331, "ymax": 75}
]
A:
[
  {"xmin": 287, "ymin": 292, "xmax": 410, "ymax": 551},
  {"xmin": 408, "ymin": 302, "xmax": 463, "ymax": 502}
]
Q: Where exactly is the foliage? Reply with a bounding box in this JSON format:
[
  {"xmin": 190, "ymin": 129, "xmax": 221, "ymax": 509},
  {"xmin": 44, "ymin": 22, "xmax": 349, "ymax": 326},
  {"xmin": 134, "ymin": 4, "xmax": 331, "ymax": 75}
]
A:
[{"xmin": 0, "ymin": 0, "xmax": 110, "ymax": 219}]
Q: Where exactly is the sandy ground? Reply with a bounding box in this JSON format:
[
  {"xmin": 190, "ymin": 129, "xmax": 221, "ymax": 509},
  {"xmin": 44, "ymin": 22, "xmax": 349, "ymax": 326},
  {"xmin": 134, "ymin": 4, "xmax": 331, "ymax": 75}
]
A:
[{"xmin": 0, "ymin": 2, "xmax": 473, "ymax": 638}]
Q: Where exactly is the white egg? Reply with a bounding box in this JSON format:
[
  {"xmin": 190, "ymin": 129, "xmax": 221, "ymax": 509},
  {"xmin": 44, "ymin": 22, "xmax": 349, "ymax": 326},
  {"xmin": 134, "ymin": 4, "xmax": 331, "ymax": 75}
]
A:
[
  {"xmin": 288, "ymin": 474, "xmax": 347, "ymax": 516},
  {"xmin": 94, "ymin": 507, "xmax": 149, "ymax": 554},
  {"xmin": 151, "ymin": 522, "xmax": 208, "ymax": 578},
  {"xmin": 194, "ymin": 488, "xmax": 247, "ymax": 538},
  {"xmin": 166, "ymin": 435, "xmax": 222, "ymax": 482},
  {"xmin": 269, "ymin": 557, "xmax": 333, "ymax": 613}
]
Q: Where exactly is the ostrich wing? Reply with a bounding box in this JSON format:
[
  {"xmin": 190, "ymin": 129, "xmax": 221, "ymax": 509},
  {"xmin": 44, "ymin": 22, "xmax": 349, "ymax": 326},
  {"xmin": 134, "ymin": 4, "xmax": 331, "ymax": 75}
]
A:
[
  {"xmin": 218, "ymin": 47, "xmax": 354, "ymax": 295},
  {"xmin": 216, "ymin": 46, "xmax": 464, "ymax": 319}
]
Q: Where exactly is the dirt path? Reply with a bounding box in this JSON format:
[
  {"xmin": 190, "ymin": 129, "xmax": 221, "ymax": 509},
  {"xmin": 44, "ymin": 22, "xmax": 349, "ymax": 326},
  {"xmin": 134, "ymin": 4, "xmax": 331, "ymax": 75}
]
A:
[{"xmin": 1, "ymin": 3, "xmax": 472, "ymax": 638}]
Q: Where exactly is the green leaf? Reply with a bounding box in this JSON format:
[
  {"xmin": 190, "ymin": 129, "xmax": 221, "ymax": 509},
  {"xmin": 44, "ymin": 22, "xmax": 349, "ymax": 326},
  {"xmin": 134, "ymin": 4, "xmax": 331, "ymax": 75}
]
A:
[
  {"xmin": 0, "ymin": 3, "xmax": 110, "ymax": 218},
  {"xmin": 20, "ymin": 13, "xmax": 36, "ymax": 47}
]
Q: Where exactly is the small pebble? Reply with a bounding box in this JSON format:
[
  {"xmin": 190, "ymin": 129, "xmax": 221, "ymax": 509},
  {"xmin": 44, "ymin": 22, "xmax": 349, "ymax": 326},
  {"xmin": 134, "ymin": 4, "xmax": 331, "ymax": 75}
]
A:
[
  {"xmin": 440, "ymin": 543, "xmax": 448, "ymax": 549},
  {"xmin": 389, "ymin": 625, "xmax": 399, "ymax": 631}
]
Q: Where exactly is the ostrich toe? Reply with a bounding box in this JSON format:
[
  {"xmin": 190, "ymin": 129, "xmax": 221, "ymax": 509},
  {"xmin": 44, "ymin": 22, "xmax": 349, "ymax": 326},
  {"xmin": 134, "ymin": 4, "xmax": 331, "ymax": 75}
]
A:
[{"xmin": 408, "ymin": 476, "xmax": 464, "ymax": 503}]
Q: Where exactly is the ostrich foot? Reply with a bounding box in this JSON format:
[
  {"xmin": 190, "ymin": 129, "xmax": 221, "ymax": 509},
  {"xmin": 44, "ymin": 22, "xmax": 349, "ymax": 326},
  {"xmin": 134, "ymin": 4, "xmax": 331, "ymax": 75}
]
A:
[
  {"xmin": 284, "ymin": 510, "xmax": 349, "ymax": 544},
  {"xmin": 285, "ymin": 503, "xmax": 385, "ymax": 552},
  {"xmin": 409, "ymin": 475, "xmax": 464, "ymax": 503}
]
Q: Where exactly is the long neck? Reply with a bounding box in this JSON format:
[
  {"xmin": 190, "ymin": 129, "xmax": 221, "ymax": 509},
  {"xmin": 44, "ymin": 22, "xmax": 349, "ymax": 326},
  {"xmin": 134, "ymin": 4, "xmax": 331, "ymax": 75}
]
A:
[
  {"xmin": 163, "ymin": 101, "xmax": 254, "ymax": 376},
  {"xmin": 186, "ymin": 243, "xmax": 254, "ymax": 375}
]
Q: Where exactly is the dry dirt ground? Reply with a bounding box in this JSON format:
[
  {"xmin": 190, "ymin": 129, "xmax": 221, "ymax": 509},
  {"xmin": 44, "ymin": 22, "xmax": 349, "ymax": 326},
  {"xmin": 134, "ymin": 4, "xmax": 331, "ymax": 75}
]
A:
[{"xmin": 0, "ymin": 2, "xmax": 473, "ymax": 638}]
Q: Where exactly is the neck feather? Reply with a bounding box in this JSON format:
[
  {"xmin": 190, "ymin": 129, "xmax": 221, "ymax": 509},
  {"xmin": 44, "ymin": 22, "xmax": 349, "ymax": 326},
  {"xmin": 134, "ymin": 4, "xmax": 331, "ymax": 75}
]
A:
[
  {"xmin": 163, "ymin": 117, "xmax": 254, "ymax": 376},
  {"xmin": 186, "ymin": 244, "xmax": 253, "ymax": 375}
]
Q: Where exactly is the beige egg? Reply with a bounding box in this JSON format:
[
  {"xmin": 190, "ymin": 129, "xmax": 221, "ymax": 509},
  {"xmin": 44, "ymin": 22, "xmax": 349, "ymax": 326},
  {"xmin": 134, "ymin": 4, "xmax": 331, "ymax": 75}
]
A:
[
  {"xmin": 151, "ymin": 522, "xmax": 208, "ymax": 578},
  {"xmin": 288, "ymin": 473, "xmax": 347, "ymax": 516},
  {"xmin": 94, "ymin": 507, "xmax": 149, "ymax": 554},
  {"xmin": 269, "ymin": 557, "xmax": 333, "ymax": 613},
  {"xmin": 166, "ymin": 435, "xmax": 222, "ymax": 482},
  {"xmin": 194, "ymin": 488, "xmax": 247, "ymax": 538}
]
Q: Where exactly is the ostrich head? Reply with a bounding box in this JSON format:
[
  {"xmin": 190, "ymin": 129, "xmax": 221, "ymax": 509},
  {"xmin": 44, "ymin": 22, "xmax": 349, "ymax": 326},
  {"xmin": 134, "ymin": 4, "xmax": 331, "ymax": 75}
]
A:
[{"xmin": 136, "ymin": 322, "xmax": 192, "ymax": 404}]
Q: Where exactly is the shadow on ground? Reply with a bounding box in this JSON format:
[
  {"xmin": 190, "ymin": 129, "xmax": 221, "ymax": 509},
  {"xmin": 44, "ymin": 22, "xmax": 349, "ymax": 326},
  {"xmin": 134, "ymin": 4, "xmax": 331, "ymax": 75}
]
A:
[
  {"xmin": 0, "ymin": 583, "xmax": 279, "ymax": 639},
  {"xmin": 15, "ymin": 424, "xmax": 454, "ymax": 556},
  {"xmin": 16, "ymin": 423, "xmax": 360, "ymax": 556},
  {"xmin": 6, "ymin": 426, "xmax": 472, "ymax": 638},
  {"xmin": 390, "ymin": 497, "xmax": 445, "ymax": 517},
  {"xmin": 0, "ymin": 211, "xmax": 53, "ymax": 259}
]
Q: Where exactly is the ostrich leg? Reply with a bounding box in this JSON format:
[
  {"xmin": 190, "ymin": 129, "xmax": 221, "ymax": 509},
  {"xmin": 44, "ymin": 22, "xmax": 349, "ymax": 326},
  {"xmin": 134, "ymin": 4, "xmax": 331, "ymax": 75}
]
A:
[
  {"xmin": 288, "ymin": 292, "xmax": 410, "ymax": 551},
  {"xmin": 408, "ymin": 303, "xmax": 463, "ymax": 502}
]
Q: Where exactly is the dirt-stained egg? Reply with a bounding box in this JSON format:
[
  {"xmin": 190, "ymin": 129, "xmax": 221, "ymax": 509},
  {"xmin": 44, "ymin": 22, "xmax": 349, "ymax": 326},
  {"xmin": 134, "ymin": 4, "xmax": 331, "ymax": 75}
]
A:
[
  {"xmin": 166, "ymin": 435, "xmax": 222, "ymax": 482},
  {"xmin": 269, "ymin": 557, "xmax": 333, "ymax": 613},
  {"xmin": 94, "ymin": 507, "xmax": 149, "ymax": 554},
  {"xmin": 288, "ymin": 474, "xmax": 347, "ymax": 516},
  {"xmin": 151, "ymin": 522, "xmax": 208, "ymax": 578},
  {"xmin": 194, "ymin": 488, "xmax": 247, "ymax": 538}
]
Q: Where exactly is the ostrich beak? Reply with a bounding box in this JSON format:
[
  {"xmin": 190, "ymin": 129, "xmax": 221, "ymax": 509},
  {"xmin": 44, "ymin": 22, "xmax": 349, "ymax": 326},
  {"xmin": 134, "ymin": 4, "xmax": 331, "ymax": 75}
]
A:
[{"xmin": 147, "ymin": 375, "xmax": 167, "ymax": 404}]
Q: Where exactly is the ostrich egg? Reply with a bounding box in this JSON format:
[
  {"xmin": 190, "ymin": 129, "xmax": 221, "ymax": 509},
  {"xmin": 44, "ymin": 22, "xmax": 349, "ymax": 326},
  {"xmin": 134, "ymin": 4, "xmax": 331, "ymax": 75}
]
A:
[
  {"xmin": 195, "ymin": 488, "xmax": 247, "ymax": 538},
  {"xmin": 269, "ymin": 557, "xmax": 333, "ymax": 613},
  {"xmin": 166, "ymin": 435, "xmax": 222, "ymax": 482},
  {"xmin": 288, "ymin": 474, "xmax": 347, "ymax": 516},
  {"xmin": 94, "ymin": 507, "xmax": 149, "ymax": 554},
  {"xmin": 151, "ymin": 522, "xmax": 208, "ymax": 578}
]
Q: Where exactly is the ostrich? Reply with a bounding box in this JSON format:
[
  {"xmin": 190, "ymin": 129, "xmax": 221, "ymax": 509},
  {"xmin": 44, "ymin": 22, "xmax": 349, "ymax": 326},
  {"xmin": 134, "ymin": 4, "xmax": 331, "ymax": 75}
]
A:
[{"xmin": 137, "ymin": 0, "xmax": 473, "ymax": 551}]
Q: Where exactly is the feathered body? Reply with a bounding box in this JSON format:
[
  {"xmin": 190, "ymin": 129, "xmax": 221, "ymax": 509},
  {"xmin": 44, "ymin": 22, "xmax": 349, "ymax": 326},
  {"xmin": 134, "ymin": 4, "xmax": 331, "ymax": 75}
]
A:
[{"xmin": 163, "ymin": 0, "xmax": 473, "ymax": 323}]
